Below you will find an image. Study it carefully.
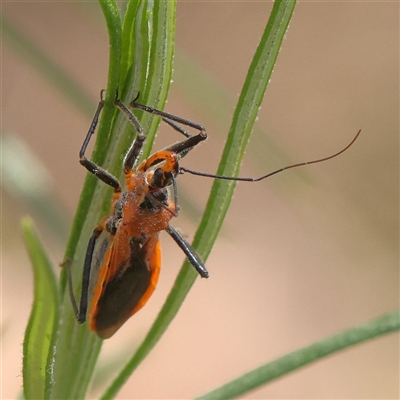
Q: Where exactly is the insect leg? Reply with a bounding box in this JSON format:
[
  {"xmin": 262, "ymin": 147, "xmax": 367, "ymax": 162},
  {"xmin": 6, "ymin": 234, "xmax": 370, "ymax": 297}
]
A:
[
  {"xmin": 114, "ymin": 98, "xmax": 146, "ymax": 173},
  {"xmin": 130, "ymin": 98, "xmax": 206, "ymax": 133},
  {"xmin": 161, "ymin": 118, "xmax": 192, "ymax": 138},
  {"xmin": 67, "ymin": 226, "xmax": 103, "ymax": 323},
  {"xmin": 79, "ymin": 91, "xmax": 105, "ymax": 159},
  {"xmin": 166, "ymin": 225, "xmax": 209, "ymax": 278},
  {"xmin": 79, "ymin": 91, "xmax": 122, "ymax": 192},
  {"xmin": 163, "ymin": 133, "xmax": 207, "ymax": 160},
  {"xmin": 130, "ymin": 98, "xmax": 208, "ymax": 158}
]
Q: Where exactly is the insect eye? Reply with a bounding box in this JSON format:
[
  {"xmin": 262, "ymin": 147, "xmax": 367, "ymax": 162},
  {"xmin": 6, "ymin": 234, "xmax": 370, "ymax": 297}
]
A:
[{"xmin": 152, "ymin": 167, "xmax": 167, "ymax": 188}]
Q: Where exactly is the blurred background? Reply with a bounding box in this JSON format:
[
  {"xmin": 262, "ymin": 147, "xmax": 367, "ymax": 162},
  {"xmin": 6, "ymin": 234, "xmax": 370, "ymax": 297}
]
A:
[{"xmin": 2, "ymin": 1, "xmax": 398, "ymax": 398}]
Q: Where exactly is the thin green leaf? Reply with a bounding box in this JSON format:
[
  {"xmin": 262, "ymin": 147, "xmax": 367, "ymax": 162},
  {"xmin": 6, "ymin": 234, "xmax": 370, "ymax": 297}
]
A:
[
  {"xmin": 115, "ymin": 0, "xmax": 176, "ymax": 165},
  {"xmin": 138, "ymin": 0, "xmax": 176, "ymax": 158},
  {"xmin": 193, "ymin": 0, "xmax": 297, "ymax": 258},
  {"xmin": 106, "ymin": 0, "xmax": 153, "ymax": 182},
  {"xmin": 100, "ymin": 0, "xmax": 295, "ymax": 398},
  {"xmin": 118, "ymin": 1, "xmax": 143, "ymax": 93},
  {"xmin": 22, "ymin": 217, "xmax": 59, "ymax": 400},
  {"xmin": 196, "ymin": 310, "xmax": 400, "ymax": 399}
]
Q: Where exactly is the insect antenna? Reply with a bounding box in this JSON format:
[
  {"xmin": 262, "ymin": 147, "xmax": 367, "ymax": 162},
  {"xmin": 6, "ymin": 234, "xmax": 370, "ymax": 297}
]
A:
[{"xmin": 180, "ymin": 129, "xmax": 361, "ymax": 182}]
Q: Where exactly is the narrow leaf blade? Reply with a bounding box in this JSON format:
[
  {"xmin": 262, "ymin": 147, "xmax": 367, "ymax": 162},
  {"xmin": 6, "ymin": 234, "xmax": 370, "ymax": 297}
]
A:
[
  {"xmin": 196, "ymin": 310, "xmax": 400, "ymax": 399},
  {"xmin": 22, "ymin": 217, "xmax": 59, "ymax": 400}
]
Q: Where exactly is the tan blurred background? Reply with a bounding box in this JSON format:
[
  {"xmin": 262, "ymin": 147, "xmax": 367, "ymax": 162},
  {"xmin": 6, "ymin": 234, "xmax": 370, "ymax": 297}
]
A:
[{"xmin": 2, "ymin": 1, "xmax": 398, "ymax": 399}]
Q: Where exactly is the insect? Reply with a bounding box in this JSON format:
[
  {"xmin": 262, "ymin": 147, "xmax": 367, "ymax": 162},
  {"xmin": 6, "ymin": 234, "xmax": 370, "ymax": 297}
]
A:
[{"xmin": 68, "ymin": 91, "xmax": 360, "ymax": 339}]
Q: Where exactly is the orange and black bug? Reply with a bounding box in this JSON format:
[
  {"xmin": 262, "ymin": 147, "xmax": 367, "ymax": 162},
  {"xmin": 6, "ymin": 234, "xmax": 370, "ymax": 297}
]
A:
[
  {"xmin": 68, "ymin": 91, "xmax": 360, "ymax": 339},
  {"xmin": 68, "ymin": 92, "xmax": 209, "ymax": 339}
]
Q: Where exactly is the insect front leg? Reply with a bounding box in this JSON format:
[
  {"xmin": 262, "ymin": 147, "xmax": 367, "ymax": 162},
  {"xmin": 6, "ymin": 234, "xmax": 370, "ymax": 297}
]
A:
[
  {"xmin": 130, "ymin": 97, "xmax": 208, "ymax": 159},
  {"xmin": 113, "ymin": 97, "xmax": 146, "ymax": 173},
  {"xmin": 79, "ymin": 91, "xmax": 122, "ymax": 192},
  {"xmin": 166, "ymin": 225, "xmax": 209, "ymax": 278},
  {"xmin": 130, "ymin": 98, "xmax": 206, "ymax": 134}
]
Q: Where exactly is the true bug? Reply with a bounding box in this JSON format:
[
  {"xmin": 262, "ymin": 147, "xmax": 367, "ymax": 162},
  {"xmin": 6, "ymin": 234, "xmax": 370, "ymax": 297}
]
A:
[{"xmin": 68, "ymin": 91, "xmax": 360, "ymax": 339}]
